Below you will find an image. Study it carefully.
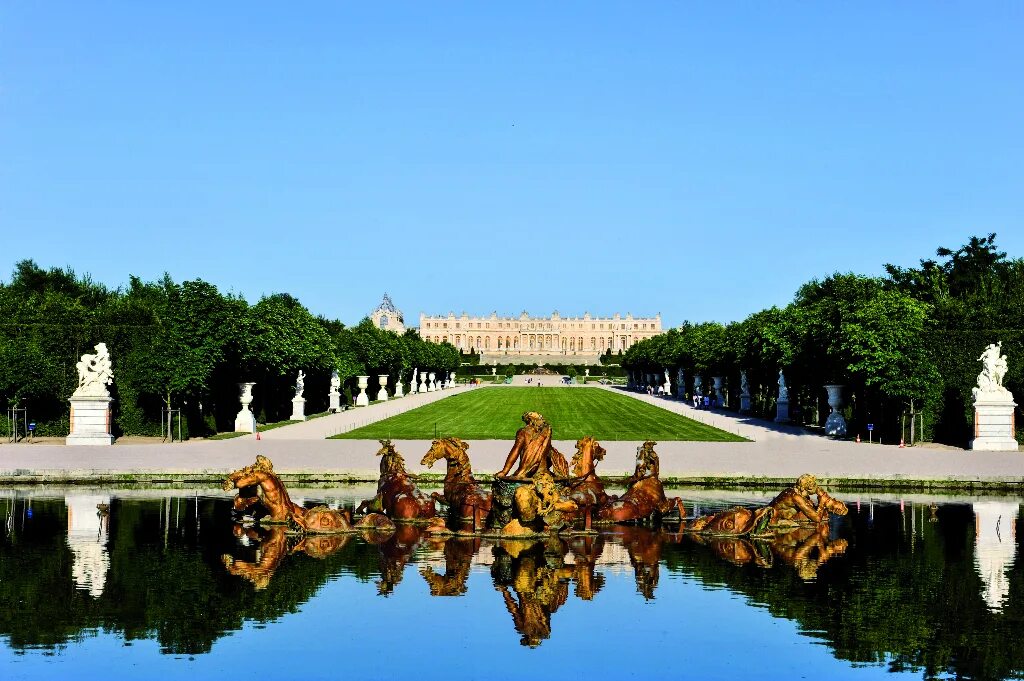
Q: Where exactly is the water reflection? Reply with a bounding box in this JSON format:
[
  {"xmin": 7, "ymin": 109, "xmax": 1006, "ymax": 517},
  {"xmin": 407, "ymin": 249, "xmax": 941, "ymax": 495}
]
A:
[
  {"xmin": 973, "ymin": 501, "xmax": 1018, "ymax": 612},
  {"xmin": 0, "ymin": 489, "xmax": 1021, "ymax": 681}
]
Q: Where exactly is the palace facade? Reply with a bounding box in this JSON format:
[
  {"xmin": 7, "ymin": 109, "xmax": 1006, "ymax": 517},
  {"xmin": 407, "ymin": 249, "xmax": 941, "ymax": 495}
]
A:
[{"xmin": 418, "ymin": 310, "xmax": 662, "ymax": 362}]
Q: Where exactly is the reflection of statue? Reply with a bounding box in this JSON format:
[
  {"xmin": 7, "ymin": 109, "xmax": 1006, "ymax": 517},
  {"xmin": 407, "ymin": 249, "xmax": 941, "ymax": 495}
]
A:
[
  {"xmin": 420, "ymin": 438, "xmax": 493, "ymax": 531},
  {"xmin": 974, "ymin": 342, "xmax": 1010, "ymax": 398},
  {"xmin": 496, "ymin": 412, "xmax": 570, "ymax": 480},
  {"xmin": 597, "ymin": 441, "xmax": 685, "ymax": 523},
  {"xmin": 223, "ymin": 455, "xmax": 394, "ymax": 533},
  {"xmin": 777, "ymin": 370, "xmax": 788, "ymax": 401},
  {"xmin": 295, "ymin": 370, "xmax": 306, "ymax": 398},
  {"xmin": 686, "ymin": 524, "xmax": 848, "ymax": 581},
  {"xmin": 421, "ymin": 536, "xmax": 480, "ymax": 596},
  {"xmin": 685, "ymin": 474, "xmax": 847, "ymax": 536},
  {"xmin": 74, "ymin": 343, "xmax": 114, "ymax": 397},
  {"xmin": 613, "ymin": 526, "xmax": 666, "ymax": 600},
  {"xmin": 492, "ymin": 540, "xmax": 575, "ymax": 648},
  {"xmin": 357, "ymin": 440, "xmax": 438, "ymax": 522}
]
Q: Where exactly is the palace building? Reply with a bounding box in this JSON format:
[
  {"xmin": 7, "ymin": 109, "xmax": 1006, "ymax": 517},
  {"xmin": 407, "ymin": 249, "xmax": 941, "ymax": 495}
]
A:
[
  {"xmin": 418, "ymin": 310, "xmax": 662, "ymax": 364},
  {"xmin": 370, "ymin": 294, "xmax": 406, "ymax": 334}
]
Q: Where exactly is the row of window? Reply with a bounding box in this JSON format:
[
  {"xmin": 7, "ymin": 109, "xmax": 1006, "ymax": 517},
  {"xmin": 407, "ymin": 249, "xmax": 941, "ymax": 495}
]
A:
[
  {"xmin": 426, "ymin": 335, "xmax": 631, "ymax": 351},
  {"xmin": 422, "ymin": 321, "xmax": 655, "ymax": 331}
]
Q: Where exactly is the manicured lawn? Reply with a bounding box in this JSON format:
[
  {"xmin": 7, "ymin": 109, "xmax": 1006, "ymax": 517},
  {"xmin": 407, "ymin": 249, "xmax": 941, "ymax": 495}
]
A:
[{"xmin": 330, "ymin": 387, "xmax": 746, "ymax": 441}]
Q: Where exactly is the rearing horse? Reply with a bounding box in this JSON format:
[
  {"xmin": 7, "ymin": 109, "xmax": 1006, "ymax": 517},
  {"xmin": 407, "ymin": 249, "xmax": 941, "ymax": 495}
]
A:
[
  {"xmin": 420, "ymin": 437, "xmax": 493, "ymax": 529},
  {"xmin": 357, "ymin": 439, "xmax": 436, "ymax": 520},
  {"xmin": 566, "ymin": 436, "xmax": 610, "ymax": 513}
]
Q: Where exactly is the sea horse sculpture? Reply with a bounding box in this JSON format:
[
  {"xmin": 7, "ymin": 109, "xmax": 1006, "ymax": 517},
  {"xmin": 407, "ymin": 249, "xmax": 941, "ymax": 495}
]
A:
[
  {"xmin": 420, "ymin": 437, "xmax": 493, "ymax": 530},
  {"xmin": 357, "ymin": 439, "xmax": 437, "ymax": 521},
  {"xmin": 597, "ymin": 441, "xmax": 685, "ymax": 523},
  {"xmin": 565, "ymin": 436, "xmax": 610, "ymax": 513},
  {"xmin": 684, "ymin": 474, "xmax": 848, "ymax": 537},
  {"xmin": 223, "ymin": 455, "xmax": 395, "ymax": 533}
]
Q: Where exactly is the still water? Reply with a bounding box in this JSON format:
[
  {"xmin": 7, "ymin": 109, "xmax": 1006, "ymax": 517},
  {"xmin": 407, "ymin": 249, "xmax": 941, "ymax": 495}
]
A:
[{"xmin": 0, "ymin": 486, "xmax": 1021, "ymax": 681}]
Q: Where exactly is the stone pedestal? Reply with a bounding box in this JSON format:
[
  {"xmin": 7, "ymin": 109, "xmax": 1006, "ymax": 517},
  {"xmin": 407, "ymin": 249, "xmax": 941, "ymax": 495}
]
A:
[
  {"xmin": 291, "ymin": 397, "xmax": 306, "ymax": 421},
  {"xmin": 376, "ymin": 375, "xmax": 389, "ymax": 402},
  {"xmin": 775, "ymin": 399, "xmax": 790, "ymax": 423},
  {"xmin": 234, "ymin": 382, "xmax": 257, "ymax": 433},
  {"xmin": 740, "ymin": 394, "xmax": 752, "ymax": 413},
  {"xmin": 355, "ymin": 376, "xmax": 370, "ymax": 407},
  {"xmin": 329, "ymin": 390, "xmax": 341, "ymax": 412},
  {"xmin": 67, "ymin": 396, "xmax": 114, "ymax": 446},
  {"xmin": 971, "ymin": 395, "xmax": 1018, "ymax": 451},
  {"xmin": 824, "ymin": 384, "xmax": 847, "ymax": 437}
]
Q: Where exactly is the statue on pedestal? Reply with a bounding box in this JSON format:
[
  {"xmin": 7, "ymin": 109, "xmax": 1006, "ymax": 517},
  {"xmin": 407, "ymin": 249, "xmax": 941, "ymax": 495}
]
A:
[
  {"xmin": 974, "ymin": 342, "xmax": 1011, "ymax": 399},
  {"xmin": 596, "ymin": 441, "xmax": 684, "ymax": 523},
  {"xmin": 74, "ymin": 343, "xmax": 113, "ymax": 398},
  {"xmin": 294, "ymin": 370, "xmax": 306, "ymax": 399},
  {"xmin": 777, "ymin": 370, "xmax": 788, "ymax": 401}
]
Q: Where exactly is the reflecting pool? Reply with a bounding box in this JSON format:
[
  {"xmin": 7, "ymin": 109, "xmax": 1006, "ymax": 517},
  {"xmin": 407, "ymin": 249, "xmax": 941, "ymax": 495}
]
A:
[{"xmin": 1, "ymin": 487, "xmax": 1021, "ymax": 680}]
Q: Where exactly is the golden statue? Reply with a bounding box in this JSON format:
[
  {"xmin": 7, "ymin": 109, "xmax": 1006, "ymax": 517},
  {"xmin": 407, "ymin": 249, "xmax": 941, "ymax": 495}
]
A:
[
  {"xmin": 492, "ymin": 412, "xmax": 580, "ymax": 535},
  {"xmin": 597, "ymin": 441, "xmax": 685, "ymax": 523},
  {"xmin": 357, "ymin": 440, "xmax": 438, "ymax": 521},
  {"xmin": 496, "ymin": 411, "xmax": 571, "ymax": 480},
  {"xmin": 223, "ymin": 455, "xmax": 395, "ymax": 533},
  {"xmin": 684, "ymin": 474, "xmax": 848, "ymax": 537},
  {"xmin": 420, "ymin": 437, "xmax": 493, "ymax": 531}
]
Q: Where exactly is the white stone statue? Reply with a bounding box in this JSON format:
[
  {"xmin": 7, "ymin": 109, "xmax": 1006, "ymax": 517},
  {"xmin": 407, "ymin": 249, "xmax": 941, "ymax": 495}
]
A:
[
  {"xmin": 411, "ymin": 368, "xmax": 419, "ymax": 394},
  {"xmin": 663, "ymin": 369, "xmax": 672, "ymax": 395},
  {"xmin": 295, "ymin": 370, "xmax": 306, "ymax": 399},
  {"xmin": 74, "ymin": 343, "xmax": 114, "ymax": 398},
  {"xmin": 777, "ymin": 370, "xmax": 788, "ymax": 401},
  {"xmin": 740, "ymin": 370, "xmax": 750, "ymax": 396},
  {"xmin": 328, "ymin": 371, "xmax": 341, "ymax": 412},
  {"xmin": 974, "ymin": 342, "xmax": 1010, "ymax": 398},
  {"xmin": 330, "ymin": 370, "xmax": 341, "ymax": 392}
]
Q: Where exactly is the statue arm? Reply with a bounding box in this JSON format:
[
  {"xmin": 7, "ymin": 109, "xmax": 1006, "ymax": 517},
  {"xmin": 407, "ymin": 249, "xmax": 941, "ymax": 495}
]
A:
[
  {"xmin": 498, "ymin": 431, "xmax": 526, "ymax": 477},
  {"xmin": 792, "ymin": 492, "xmax": 824, "ymax": 521}
]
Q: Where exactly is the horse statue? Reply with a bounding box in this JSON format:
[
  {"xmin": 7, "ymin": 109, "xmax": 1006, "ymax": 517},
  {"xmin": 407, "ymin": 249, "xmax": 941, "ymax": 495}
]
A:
[
  {"xmin": 684, "ymin": 474, "xmax": 848, "ymax": 537},
  {"xmin": 597, "ymin": 441, "xmax": 685, "ymax": 523},
  {"xmin": 420, "ymin": 437, "xmax": 493, "ymax": 530},
  {"xmin": 357, "ymin": 439, "xmax": 437, "ymax": 521},
  {"xmin": 565, "ymin": 436, "xmax": 610, "ymax": 514},
  {"xmin": 223, "ymin": 455, "xmax": 395, "ymax": 534}
]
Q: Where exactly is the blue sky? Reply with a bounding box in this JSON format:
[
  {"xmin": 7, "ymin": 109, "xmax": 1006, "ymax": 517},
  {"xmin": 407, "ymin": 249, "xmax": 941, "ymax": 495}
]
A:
[{"xmin": 1, "ymin": 2, "xmax": 1021, "ymax": 327}]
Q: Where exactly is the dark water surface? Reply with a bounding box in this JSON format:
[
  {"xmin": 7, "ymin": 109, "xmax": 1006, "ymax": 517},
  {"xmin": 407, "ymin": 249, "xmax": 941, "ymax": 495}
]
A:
[{"xmin": 1, "ymin": 487, "xmax": 1021, "ymax": 680}]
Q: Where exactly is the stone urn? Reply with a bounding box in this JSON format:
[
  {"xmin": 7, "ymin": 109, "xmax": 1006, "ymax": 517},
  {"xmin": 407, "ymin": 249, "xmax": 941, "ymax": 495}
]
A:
[
  {"xmin": 450, "ymin": 370, "xmax": 457, "ymax": 387},
  {"xmin": 492, "ymin": 367, "xmax": 497, "ymax": 376},
  {"xmin": 394, "ymin": 373, "xmax": 404, "ymax": 398},
  {"xmin": 355, "ymin": 375, "xmax": 370, "ymax": 407},
  {"xmin": 234, "ymin": 382, "xmax": 257, "ymax": 433},
  {"xmin": 377, "ymin": 375, "xmax": 389, "ymax": 402},
  {"xmin": 823, "ymin": 384, "xmax": 847, "ymax": 437},
  {"xmin": 713, "ymin": 376, "xmax": 725, "ymax": 406},
  {"xmin": 428, "ymin": 372, "xmax": 436, "ymax": 392},
  {"xmin": 418, "ymin": 372, "xmax": 427, "ymax": 393}
]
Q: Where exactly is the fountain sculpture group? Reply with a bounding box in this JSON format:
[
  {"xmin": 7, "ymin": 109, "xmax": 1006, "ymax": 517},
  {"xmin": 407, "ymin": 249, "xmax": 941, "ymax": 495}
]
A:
[
  {"xmin": 221, "ymin": 410, "xmax": 853, "ymax": 646},
  {"xmin": 223, "ymin": 410, "xmax": 846, "ymax": 542}
]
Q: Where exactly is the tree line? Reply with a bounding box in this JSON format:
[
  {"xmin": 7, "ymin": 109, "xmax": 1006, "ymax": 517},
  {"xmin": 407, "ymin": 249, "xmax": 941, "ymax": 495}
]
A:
[
  {"xmin": 622, "ymin": 234, "xmax": 1023, "ymax": 445},
  {"xmin": 0, "ymin": 261, "xmax": 459, "ymax": 437}
]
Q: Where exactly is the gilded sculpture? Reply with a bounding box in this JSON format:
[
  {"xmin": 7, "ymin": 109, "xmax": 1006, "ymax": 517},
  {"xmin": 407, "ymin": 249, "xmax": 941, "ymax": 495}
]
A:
[
  {"xmin": 223, "ymin": 455, "xmax": 395, "ymax": 533},
  {"xmin": 684, "ymin": 474, "xmax": 848, "ymax": 537},
  {"xmin": 596, "ymin": 440, "xmax": 685, "ymax": 523},
  {"xmin": 357, "ymin": 439, "xmax": 439, "ymax": 523},
  {"xmin": 420, "ymin": 437, "xmax": 493, "ymax": 531}
]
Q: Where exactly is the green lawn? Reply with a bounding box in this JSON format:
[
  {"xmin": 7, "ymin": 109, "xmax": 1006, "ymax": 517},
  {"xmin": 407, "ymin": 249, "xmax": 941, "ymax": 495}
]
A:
[{"xmin": 330, "ymin": 387, "xmax": 747, "ymax": 441}]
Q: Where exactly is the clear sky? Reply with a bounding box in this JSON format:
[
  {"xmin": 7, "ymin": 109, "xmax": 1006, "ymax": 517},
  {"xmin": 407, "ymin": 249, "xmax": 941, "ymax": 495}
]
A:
[{"xmin": 1, "ymin": 2, "xmax": 1021, "ymax": 328}]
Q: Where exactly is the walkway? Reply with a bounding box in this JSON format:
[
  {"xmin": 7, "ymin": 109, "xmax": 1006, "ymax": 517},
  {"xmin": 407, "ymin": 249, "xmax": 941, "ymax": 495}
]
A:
[{"xmin": 0, "ymin": 383, "xmax": 1022, "ymax": 488}]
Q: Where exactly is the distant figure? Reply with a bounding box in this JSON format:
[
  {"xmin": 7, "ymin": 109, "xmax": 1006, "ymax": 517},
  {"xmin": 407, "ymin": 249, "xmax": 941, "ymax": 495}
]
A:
[{"xmin": 703, "ymin": 395, "xmax": 710, "ymax": 409}]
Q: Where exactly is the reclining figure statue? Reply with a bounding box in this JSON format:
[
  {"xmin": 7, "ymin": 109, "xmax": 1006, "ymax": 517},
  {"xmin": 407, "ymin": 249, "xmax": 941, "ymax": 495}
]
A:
[{"xmin": 684, "ymin": 474, "xmax": 847, "ymax": 537}]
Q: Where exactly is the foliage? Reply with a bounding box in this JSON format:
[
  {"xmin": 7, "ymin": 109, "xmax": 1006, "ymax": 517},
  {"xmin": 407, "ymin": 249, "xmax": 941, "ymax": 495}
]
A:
[{"xmin": 623, "ymin": 235, "xmax": 1023, "ymax": 445}]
